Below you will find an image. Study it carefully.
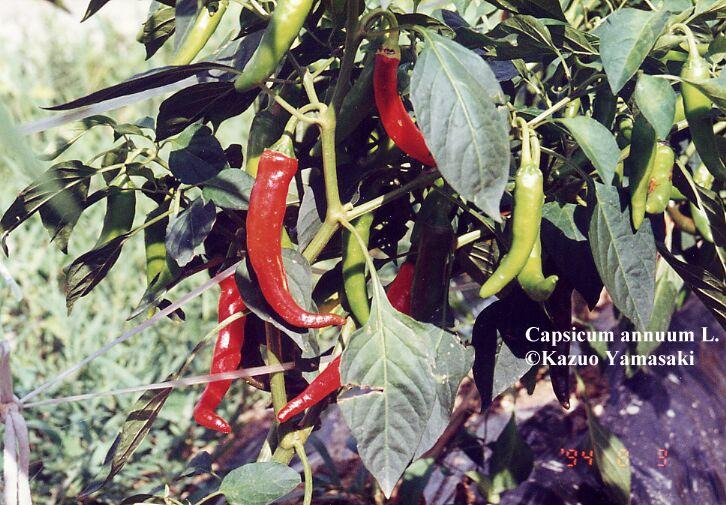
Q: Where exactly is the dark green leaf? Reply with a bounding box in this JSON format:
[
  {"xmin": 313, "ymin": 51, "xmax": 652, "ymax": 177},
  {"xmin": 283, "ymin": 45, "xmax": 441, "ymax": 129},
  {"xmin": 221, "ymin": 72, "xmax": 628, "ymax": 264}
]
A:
[
  {"xmin": 558, "ymin": 117, "xmax": 619, "ymax": 184},
  {"xmin": 598, "ymin": 8, "xmax": 669, "ymax": 93},
  {"xmin": 165, "ymin": 198, "xmax": 216, "ymax": 267},
  {"xmin": 541, "ymin": 202, "xmax": 603, "ymax": 308},
  {"xmin": 411, "ymin": 32, "xmax": 510, "ymax": 222},
  {"xmin": 45, "ymin": 63, "xmax": 238, "ymax": 111},
  {"xmin": 168, "ymin": 124, "xmax": 228, "ymax": 184},
  {"xmin": 138, "ymin": 5, "xmax": 176, "ymax": 59},
  {"xmin": 657, "ymin": 244, "xmax": 726, "ymax": 329},
  {"xmin": 64, "ymin": 233, "xmax": 132, "ymax": 313},
  {"xmin": 488, "ymin": 414, "xmax": 534, "ymax": 495},
  {"xmin": 219, "ymin": 462, "xmax": 301, "ymax": 505},
  {"xmin": 588, "ymin": 183, "xmax": 656, "ymax": 331},
  {"xmin": 38, "ymin": 171, "xmax": 91, "ymax": 253},
  {"xmin": 156, "ymin": 82, "xmax": 257, "ymax": 140},
  {"xmin": 639, "ymin": 260, "xmax": 684, "ymax": 355},
  {"xmin": 202, "ymin": 168, "xmax": 256, "ymax": 210},
  {"xmin": 0, "ymin": 161, "xmax": 95, "ymax": 248},
  {"xmin": 82, "ymin": 0, "xmax": 113, "ymax": 21},
  {"xmin": 485, "ymin": 0, "xmax": 566, "ymax": 20}
]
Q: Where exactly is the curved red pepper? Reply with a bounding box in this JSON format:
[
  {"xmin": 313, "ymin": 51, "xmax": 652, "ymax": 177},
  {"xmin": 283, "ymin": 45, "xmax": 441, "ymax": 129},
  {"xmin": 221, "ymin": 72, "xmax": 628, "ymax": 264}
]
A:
[
  {"xmin": 276, "ymin": 262, "xmax": 415, "ymax": 422},
  {"xmin": 374, "ymin": 44, "xmax": 436, "ymax": 167},
  {"xmin": 246, "ymin": 147, "xmax": 346, "ymax": 328},
  {"xmin": 193, "ymin": 275, "xmax": 246, "ymax": 433}
]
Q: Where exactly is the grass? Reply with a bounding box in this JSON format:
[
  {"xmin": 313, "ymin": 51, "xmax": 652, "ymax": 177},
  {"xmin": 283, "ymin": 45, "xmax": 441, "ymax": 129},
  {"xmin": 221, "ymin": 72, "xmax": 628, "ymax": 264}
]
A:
[{"xmin": 0, "ymin": 3, "xmax": 257, "ymax": 501}]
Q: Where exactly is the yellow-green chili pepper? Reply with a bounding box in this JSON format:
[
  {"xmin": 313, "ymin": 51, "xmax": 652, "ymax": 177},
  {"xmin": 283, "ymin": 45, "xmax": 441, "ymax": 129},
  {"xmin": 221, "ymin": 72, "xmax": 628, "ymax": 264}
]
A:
[
  {"xmin": 234, "ymin": 0, "xmax": 314, "ymax": 93},
  {"xmin": 171, "ymin": 1, "xmax": 228, "ymax": 66},
  {"xmin": 516, "ymin": 134, "xmax": 558, "ymax": 302},
  {"xmin": 645, "ymin": 142, "xmax": 675, "ymax": 215},
  {"xmin": 95, "ymin": 187, "xmax": 136, "ymax": 247},
  {"xmin": 674, "ymin": 24, "xmax": 726, "ymax": 182},
  {"xmin": 341, "ymin": 213, "xmax": 374, "ymax": 326},
  {"xmin": 480, "ymin": 120, "xmax": 543, "ymax": 299},
  {"xmin": 144, "ymin": 201, "xmax": 179, "ymax": 292},
  {"xmin": 627, "ymin": 114, "xmax": 657, "ymax": 230}
]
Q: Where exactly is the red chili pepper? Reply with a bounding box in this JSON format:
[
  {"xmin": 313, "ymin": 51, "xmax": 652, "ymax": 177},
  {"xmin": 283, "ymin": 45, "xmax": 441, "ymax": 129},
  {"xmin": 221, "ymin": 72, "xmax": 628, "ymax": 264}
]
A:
[
  {"xmin": 374, "ymin": 41, "xmax": 436, "ymax": 167},
  {"xmin": 193, "ymin": 275, "xmax": 246, "ymax": 433},
  {"xmin": 276, "ymin": 263, "xmax": 415, "ymax": 422},
  {"xmin": 246, "ymin": 137, "xmax": 346, "ymax": 328},
  {"xmin": 385, "ymin": 261, "xmax": 415, "ymax": 315}
]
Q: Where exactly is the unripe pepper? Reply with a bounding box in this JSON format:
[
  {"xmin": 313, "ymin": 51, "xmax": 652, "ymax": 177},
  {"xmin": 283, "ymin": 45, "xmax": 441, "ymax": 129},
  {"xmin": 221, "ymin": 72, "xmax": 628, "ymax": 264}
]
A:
[
  {"xmin": 627, "ymin": 114, "xmax": 657, "ymax": 230},
  {"xmin": 246, "ymin": 134, "xmax": 346, "ymax": 328},
  {"xmin": 516, "ymin": 134, "xmax": 558, "ymax": 302},
  {"xmin": 95, "ymin": 187, "xmax": 135, "ymax": 247},
  {"xmin": 593, "ymin": 86, "xmax": 617, "ymax": 129},
  {"xmin": 234, "ymin": 0, "xmax": 314, "ymax": 93},
  {"xmin": 374, "ymin": 36, "xmax": 436, "ymax": 167},
  {"xmin": 645, "ymin": 142, "xmax": 675, "ymax": 215},
  {"xmin": 342, "ymin": 213, "xmax": 375, "ymax": 326},
  {"xmin": 144, "ymin": 201, "xmax": 179, "ymax": 293},
  {"xmin": 689, "ymin": 163, "xmax": 715, "ymax": 243},
  {"xmin": 194, "ymin": 274, "xmax": 246, "ymax": 433},
  {"xmin": 479, "ymin": 122, "xmax": 543, "ymax": 299},
  {"xmin": 170, "ymin": 0, "xmax": 228, "ymax": 66},
  {"xmin": 276, "ymin": 263, "xmax": 415, "ymax": 423},
  {"xmin": 675, "ymin": 24, "xmax": 726, "ymax": 182},
  {"xmin": 547, "ymin": 281, "xmax": 574, "ymax": 409}
]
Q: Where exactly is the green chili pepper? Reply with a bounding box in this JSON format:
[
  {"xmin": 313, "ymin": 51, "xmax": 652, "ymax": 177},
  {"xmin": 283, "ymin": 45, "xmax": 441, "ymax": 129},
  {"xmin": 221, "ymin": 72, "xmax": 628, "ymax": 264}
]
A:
[
  {"xmin": 234, "ymin": 0, "xmax": 314, "ymax": 93},
  {"xmin": 144, "ymin": 201, "xmax": 179, "ymax": 292},
  {"xmin": 673, "ymin": 94, "xmax": 685, "ymax": 124},
  {"xmin": 677, "ymin": 25, "xmax": 726, "ymax": 182},
  {"xmin": 627, "ymin": 114, "xmax": 657, "ymax": 230},
  {"xmin": 245, "ymin": 104, "xmax": 288, "ymax": 178},
  {"xmin": 593, "ymin": 85, "xmax": 617, "ymax": 129},
  {"xmin": 341, "ymin": 212, "xmax": 374, "ymax": 326},
  {"xmin": 563, "ymin": 98, "xmax": 581, "ymax": 119},
  {"xmin": 480, "ymin": 122, "xmax": 543, "ymax": 299},
  {"xmin": 411, "ymin": 222, "xmax": 456, "ymax": 325},
  {"xmin": 515, "ymin": 134, "xmax": 557, "ymax": 301},
  {"xmin": 517, "ymin": 236, "xmax": 558, "ymax": 302},
  {"xmin": 95, "ymin": 187, "xmax": 136, "ymax": 247},
  {"xmin": 689, "ymin": 163, "xmax": 714, "ymax": 243},
  {"xmin": 336, "ymin": 53, "xmax": 376, "ymax": 144},
  {"xmin": 645, "ymin": 142, "xmax": 675, "ymax": 215},
  {"xmin": 170, "ymin": 0, "xmax": 228, "ymax": 66}
]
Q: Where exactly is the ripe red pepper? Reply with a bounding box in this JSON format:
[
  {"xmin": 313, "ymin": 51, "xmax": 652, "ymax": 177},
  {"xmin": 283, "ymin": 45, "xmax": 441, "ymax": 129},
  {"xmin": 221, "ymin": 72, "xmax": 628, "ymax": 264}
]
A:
[
  {"xmin": 276, "ymin": 262, "xmax": 415, "ymax": 422},
  {"xmin": 246, "ymin": 136, "xmax": 346, "ymax": 328},
  {"xmin": 374, "ymin": 39, "xmax": 436, "ymax": 167},
  {"xmin": 385, "ymin": 261, "xmax": 415, "ymax": 315},
  {"xmin": 193, "ymin": 275, "xmax": 246, "ymax": 433}
]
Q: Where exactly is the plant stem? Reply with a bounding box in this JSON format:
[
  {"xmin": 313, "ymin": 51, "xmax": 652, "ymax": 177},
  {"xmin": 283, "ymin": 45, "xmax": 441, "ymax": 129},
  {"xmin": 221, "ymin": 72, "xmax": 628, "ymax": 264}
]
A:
[
  {"xmin": 265, "ymin": 325, "xmax": 287, "ymax": 415},
  {"xmin": 319, "ymin": 106, "xmax": 344, "ymax": 218},
  {"xmin": 331, "ymin": 0, "xmax": 362, "ymax": 111},
  {"xmin": 346, "ymin": 171, "xmax": 439, "ymax": 220},
  {"xmin": 294, "ymin": 441, "xmax": 314, "ymax": 505}
]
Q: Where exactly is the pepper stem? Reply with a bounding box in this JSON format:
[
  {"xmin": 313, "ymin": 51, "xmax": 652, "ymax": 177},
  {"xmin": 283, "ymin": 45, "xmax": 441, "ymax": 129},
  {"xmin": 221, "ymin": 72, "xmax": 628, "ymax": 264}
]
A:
[
  {"xmin": 670, "ymin": 23, "xmax": 699, "ymax": 61},
  {"xmin": 530, "ymin": 132, "xmax": 541, "ymax": 167},
  {"xmin": 294, "ymin": 441, "xmax": 313, "ymax": 505},
  {"xmin": 513, "ymin": 117, "xmax": 532, "ymax": 166}
]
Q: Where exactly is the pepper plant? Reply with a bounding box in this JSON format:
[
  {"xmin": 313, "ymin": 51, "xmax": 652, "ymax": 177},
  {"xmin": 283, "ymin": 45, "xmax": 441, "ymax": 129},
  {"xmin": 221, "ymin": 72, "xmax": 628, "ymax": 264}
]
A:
[{"xmin": 2, "ymin": 0, "xmax": 725, "ymax": 503}]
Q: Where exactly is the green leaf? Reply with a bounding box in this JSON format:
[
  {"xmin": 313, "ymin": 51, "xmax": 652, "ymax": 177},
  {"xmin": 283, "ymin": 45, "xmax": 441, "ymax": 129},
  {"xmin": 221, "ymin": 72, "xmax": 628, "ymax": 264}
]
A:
[
  {"xmin": 558, "ymin": 117, "xmax": 620, "ymax": 184},
  {"xmin": 586, "ymin": 404, "xmax": 631, "ymax": 505},
  {"xmin": 168, "ymin": 124, "xmax": 228, "ymax": 184},
  {"xmin": 0, "ymin": 161, "xmax": 95, "ymax": 250},
  {"xmin": 684, "ymin": 71, "xmax": 726, "ymax": 114},
  {"xmin": 598, "ymin": 8, "xmax": 669, "ymax": 93},
  {"xmin": 634, "ymin": 73, "xmax": 677, "ymax": 140},
  {"xmin": 64, "ymin": 233, "xmax": 132, "ymax": 313},
  {"xmin": 235, "ymin": 251, "xmax": 319, "ymax": 357},
  {"xmin": 639, "ymin": 260, "xmax": 684, "ymax": 355},
  {"xmin": 413, "ymin": 329, "xmax": 474, "ymax": 459},
  {"xmin": 588, "ymin": 183, "xmax": 656, "ymax": 331},
  {"xmin": 165, "ymin": 198, "xmax": 216, "ymax": 267},
  {"xmin": 38, "ymin": 171, "xmax": 91, "ymax": 253},
  {"xmin": 411, "ymin": 32, "xmax": 510, "ymax": 222},
  {"xmin": 485, "ymin": 0, "xmax": 566, "ymax": 20},
  {"xmin": 202, "ymin": 168, "xmax": 257, "ymax": 210},
  {"xmin": 138, "ymin": 5, "xmax": 176, "ymax": 59},
  {"xmin": 220, "ymin": 462, "xmax": 301, "ymax": 505},
  {"xmin": 489, "ymin": 414, "xmax": 534, "ymax": 496},
  {"xmin": 81, "ymin": 341, "xmax": 206, "ymax": 497},
  {"xmin": 339, "ymin": 275, "xmax": 469, "ymax": 497}
]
